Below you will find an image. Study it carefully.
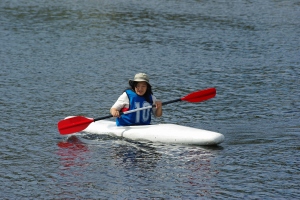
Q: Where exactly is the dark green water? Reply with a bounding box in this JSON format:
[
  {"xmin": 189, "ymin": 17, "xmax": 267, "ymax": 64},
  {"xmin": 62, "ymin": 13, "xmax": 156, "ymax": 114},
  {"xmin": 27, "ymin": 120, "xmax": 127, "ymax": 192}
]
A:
[{"xmin": 1, "ymin": 0, "xmax": 299, "ymax": 199}]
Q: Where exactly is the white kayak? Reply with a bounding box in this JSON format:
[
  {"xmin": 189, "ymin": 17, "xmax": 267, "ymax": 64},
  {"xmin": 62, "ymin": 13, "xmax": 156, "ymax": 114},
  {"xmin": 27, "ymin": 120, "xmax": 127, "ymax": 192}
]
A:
[{"xmin": 82, "ymin": 119, "xmax": 224, "ymax": 145}]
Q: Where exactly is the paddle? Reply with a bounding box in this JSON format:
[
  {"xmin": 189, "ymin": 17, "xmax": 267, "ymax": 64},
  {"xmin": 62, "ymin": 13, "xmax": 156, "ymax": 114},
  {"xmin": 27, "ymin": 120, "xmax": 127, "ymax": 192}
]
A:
[{"xmin": 58, "ymin": 87, "xmax": 216, "ymax": 135}]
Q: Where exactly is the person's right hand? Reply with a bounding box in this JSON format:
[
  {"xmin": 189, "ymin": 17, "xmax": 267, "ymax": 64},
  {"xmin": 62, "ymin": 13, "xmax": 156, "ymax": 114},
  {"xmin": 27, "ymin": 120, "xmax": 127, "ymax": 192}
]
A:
[{"xmin": 110, "ymin": 108, "xmax": 120, "ymax": 117}]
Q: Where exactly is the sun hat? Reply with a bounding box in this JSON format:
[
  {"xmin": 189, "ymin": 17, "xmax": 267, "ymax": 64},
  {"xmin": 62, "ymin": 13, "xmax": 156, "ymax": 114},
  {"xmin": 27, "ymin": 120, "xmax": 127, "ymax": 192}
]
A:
[{"xmin": 129, "ymin": 73, "xmax": 151, "ymax": 86}]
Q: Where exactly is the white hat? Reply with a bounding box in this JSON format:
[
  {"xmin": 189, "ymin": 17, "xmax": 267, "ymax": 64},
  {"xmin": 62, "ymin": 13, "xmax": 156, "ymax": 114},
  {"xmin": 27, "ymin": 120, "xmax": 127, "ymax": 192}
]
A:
[{"xmin": 129, "ymin": 73, "xmax": 151, "ymax": 86}]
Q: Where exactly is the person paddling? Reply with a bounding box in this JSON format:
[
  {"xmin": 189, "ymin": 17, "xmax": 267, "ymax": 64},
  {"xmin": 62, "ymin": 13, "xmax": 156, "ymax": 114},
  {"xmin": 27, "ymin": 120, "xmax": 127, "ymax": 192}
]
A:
[{"xmin": 110, "ymin": 73, "xmax": 162, "ymax": 126}]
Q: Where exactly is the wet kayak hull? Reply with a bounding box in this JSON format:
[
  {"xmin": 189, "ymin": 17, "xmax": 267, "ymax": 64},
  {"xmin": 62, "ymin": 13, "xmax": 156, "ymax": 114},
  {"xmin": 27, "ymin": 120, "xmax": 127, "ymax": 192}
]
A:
[{"xmin": 82, "ymin": 120, "xmax": 224, "ymax": 145}]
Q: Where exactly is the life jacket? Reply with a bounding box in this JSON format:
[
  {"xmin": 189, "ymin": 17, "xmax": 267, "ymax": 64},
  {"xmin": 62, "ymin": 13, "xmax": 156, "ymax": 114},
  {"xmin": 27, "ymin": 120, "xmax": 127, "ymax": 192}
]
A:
[{"xmin": 116, "ymin": 89, "xmax": 153, "ymax": 126}]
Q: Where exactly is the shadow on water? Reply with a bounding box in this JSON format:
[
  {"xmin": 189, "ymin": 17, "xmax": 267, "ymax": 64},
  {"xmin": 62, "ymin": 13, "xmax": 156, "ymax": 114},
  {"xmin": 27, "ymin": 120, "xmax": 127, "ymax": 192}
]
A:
[{"xmin": 195, "ymin": 144, "xmax": 224, "ymax": 151}]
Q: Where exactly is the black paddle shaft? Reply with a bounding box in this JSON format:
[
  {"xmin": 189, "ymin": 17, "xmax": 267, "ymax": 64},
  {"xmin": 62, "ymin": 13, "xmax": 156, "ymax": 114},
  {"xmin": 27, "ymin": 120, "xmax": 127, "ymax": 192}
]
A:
[{"xmin": 162, "ymin": 98, "xmax": 181, "ymax": 106}]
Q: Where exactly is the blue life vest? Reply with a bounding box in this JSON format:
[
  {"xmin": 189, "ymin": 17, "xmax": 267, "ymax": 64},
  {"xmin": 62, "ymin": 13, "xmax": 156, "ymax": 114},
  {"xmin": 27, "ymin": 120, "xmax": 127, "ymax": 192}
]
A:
[{"xmin": 116, "ymin": 89, "xmax": 153, "ymax": 126}]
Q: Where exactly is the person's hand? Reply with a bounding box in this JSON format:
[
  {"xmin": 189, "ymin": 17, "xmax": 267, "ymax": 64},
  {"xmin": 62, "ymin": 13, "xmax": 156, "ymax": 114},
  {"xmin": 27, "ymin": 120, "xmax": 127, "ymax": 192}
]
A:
[
  {"xmin": 111, "ymin": 108, "xmax": 120, "ymax": 117},
  {"xmin": 155, "ymin": 100, "xmax": 162, "ymax": 109}
]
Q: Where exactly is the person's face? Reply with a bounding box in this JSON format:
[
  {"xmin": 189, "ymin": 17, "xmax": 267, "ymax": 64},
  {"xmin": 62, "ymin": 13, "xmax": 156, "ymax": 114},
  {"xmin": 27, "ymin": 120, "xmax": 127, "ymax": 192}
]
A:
[{"xmin": 135, "ymin": 82, "xmax": 148, "ymax": 96}]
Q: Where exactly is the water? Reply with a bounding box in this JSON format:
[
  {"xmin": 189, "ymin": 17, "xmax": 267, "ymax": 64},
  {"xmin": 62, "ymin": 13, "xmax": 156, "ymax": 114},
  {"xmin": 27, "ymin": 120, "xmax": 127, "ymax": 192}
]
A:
[{"xmin": 1, "ymin": 0, "xmax": 299, "ymax": 199}]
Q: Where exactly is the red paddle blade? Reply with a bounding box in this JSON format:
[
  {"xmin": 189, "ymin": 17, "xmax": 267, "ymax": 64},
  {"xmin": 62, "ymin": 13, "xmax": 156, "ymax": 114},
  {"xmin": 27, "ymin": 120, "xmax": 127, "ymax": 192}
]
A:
[
  {"xmin": 181, "ymin": 88, "xmax": 216, "ymax": 103},
  {"xmin": 58, "ymin": 116, "xmax": 94, "ymax": 135}
]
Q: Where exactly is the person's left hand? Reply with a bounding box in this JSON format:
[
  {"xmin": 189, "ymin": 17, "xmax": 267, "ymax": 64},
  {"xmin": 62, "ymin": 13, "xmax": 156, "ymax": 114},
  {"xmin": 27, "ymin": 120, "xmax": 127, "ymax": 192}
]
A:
[{"xmin": 155, "ymin": 100, "xmax": 162, "ymax": 109}]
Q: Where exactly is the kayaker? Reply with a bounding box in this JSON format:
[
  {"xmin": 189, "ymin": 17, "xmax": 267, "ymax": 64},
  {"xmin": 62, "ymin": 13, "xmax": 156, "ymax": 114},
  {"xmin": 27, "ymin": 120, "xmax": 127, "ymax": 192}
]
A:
[{"xmin": 110, "ymin": 73, "xmax": 162, "ymax": 126}]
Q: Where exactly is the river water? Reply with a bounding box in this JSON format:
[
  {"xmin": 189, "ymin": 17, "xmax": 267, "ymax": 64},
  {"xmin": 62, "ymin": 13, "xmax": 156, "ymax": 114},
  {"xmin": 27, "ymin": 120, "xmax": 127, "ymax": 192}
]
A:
[{"xmin": 1, "ymin": 0, "xmax": 299, "ymax": 199}]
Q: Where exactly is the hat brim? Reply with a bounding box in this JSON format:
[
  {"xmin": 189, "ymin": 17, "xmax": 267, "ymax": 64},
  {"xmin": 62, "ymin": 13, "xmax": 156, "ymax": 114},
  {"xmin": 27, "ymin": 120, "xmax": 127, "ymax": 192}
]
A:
[{"xmin": 129, "ymin": 79, "xmax": 151, "ymax": 86}]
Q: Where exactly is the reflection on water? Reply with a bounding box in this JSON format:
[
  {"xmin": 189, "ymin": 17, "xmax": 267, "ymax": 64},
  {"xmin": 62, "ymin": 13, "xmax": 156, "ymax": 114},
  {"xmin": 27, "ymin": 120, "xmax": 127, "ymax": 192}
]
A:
[
  {"xmin": 111, "ymin": 140, "xmax": 162, "ymax": 171},
  {"xmin": 56, "ymin": 136, "xmax": 93, "ymax": 199},
  {"xmin": 81, "ymin": 134, "xmax": 163, "ymax": 171},
  {"xmin": 56, "ymin": 134, "xmax": 220, "ymax": 198},
  {"xmin": 57, "ymin": 136, "xmax": 89, "ymax": 169}
]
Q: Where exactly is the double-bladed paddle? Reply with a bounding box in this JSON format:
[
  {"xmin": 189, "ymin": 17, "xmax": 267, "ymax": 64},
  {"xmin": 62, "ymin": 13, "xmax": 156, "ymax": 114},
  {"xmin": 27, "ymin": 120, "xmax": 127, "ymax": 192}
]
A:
[{"xmin": 58, "ymin": 87, "xmax": 216, "ymax": 135}]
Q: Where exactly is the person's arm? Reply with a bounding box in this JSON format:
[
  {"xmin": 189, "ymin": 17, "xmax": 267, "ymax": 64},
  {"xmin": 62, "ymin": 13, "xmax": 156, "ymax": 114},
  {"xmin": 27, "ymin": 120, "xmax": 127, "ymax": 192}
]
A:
[
  {"xmin": 110, "ymin": 92, "xmax": 129, "ymax": 117},
  {"xmin": 154, "ymin": 100, "xmax": 162, "ymax": 117}
]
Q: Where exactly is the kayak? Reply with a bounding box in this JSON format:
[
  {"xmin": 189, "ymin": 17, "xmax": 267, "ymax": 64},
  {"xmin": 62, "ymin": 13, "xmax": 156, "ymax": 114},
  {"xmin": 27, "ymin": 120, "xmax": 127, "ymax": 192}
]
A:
[
  {"xmin": 58, "ymin": 88, "xmax": 221, "ymax": 145},
  {"xmin": 82, "ymin": 119, "xmax": 224, "ymax": 145}
]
